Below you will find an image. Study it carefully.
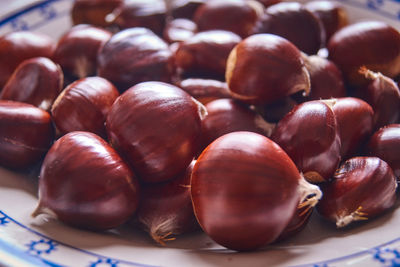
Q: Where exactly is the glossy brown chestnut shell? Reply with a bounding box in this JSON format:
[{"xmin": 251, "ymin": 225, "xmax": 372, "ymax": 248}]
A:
[
  {"xmin": 201, "ymin": 98, "xmax": 274, "ymax": 149},
  {"xmin": 255, "ymin": 2, "xmax": 325, "ymax": 55},
  {"xmin": 176, "ymin": 78, "xmax": 231, "ymax": 105},
  {"xmin": 304, "ymin": 0, "xmax": 349, "ymax": 41},
  {"xmin": 171, "ymin": 0, "xmax": 205, "ymax": 19},
  {"xmin": 317, "ymin": 157, "xmax": 397, "ymax": 228},
  {"xmin": 163, "ymin": 18, "xmax": 197, "ymax": 44},
  {"xmin": 328, "ymin": 21, "xmax": 400, "ymax": 85},
  {"xmin": 0, "ymin": 101, "xmax": 54, "ymax": 169},
  {"xmin": 33, "ymin": 131, "xmax": 139, "ymax": 231},
  {"xmin": 136, "ymin": 161, "xmax": 198, "ymax": 245},
  {"xmin": 226, "ymin": 33, "xmax": 310, "ymax": 105},
  {"xmin": 271, "ymin": 100, "xmax": 341, "ymax": 183},
  {"xmin": 357, "ymin": 68, "xmax": 400, "ymax": 130},
  {"xmin": 106, "ymin": 81, "xmax": 205, "ymax": 183},
  {"xmin": 193, "ymin": 0, "xmax": 264, "ymax": 38},
  {"xmin": 368, "ymin": 124, "xmax": 400, "ymax": 178},
  {"xmin": 191, "ymin": 131, "xmax": 321, "ymax": 251},
  {"xmin": 332, "ymin": 97, "xmax": 374, "ymax": 159},
  {"xmin": 301, "ymin": 55, "xmax": 346, "ymax": 101},
  {"xmin": 53, "ymin": 24, "xmax": 112, "ymax": 79},
  {"xmin": 174, "ymin": 30, "xmax": 242, "ymax": 78},
  {"xmin": 109, "ymin": 0, "xmax": 167, "ymax": 36},
  {"xmin": 71, "ymin": 0, "xmax": 123, "ymax": 27},
  {"xmin": 51, "ymin": 76, "xmax": 119, "ymax": 138},
  {"xmin": 0, "ymin": 57, "xmax": 63, "ymax": 111},
  {"xmin": 0, "ymin": 31, "xmax": 55, "ymax": 88},
  {"xmin": 97, "ymin": 28, "xmax": 174, "ymax": 91}
]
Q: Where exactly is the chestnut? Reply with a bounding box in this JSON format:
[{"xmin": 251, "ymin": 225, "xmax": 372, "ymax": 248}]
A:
[
  {"xmin": 163, "ymin": 18, "xmax": 197, "ymax": 44},
  {"xmin": 332, "ymin": 97, "xmax": 374, "ymax": 159},
  {"xmin": 71, "ymin": 0, "xmax": 123, "ymax": 27},
  {"xmin": 191, "ymin": 131, "xmax": 321, "ymax": 251},
  {"xmin": 0, "ymin": 31, "xmax": 55, "ymax": 88},
  {"xmin": 176, "ymin": 78, "xmax": 231, "ymax": 105},
  {"xmin": 271, "ymin": 100, "xmax": 341, "ymax": 183},
  {"xmin": 226, "ymin": 34, "xmax": 310, "ymax": 105},
  {"xmin": 33, "ymin": 131, "xmax": 140, "ymax": 231},
  {"xmin": 193, "ymin": 0, "xmax": 264, "ymax": 38},
  {"xmin": 304, "ymin": 1, "xmax": 349, "ymax": 41},
  {"xmin": 174, "ymin": 30, "xmax": 241, "ymax": 78},
  {"xmin": 108, "ymin": 0, "xmax": 167, "ymax": 36},
  {"xmin": 51, "ymin": 76, "xmax": 119, "ymax": 138},
  {"xmin": 317, "ymin": 157, "xmax": 397, "ymax": 228},
  {"xmin": 328, "ymin": 21, "xmax": 400, "ymax": 86},
  {"xmin": 97, "ymin": 28, "xmax": 174, "ymax": 92},
  {"xmin": 171, "ymin": 0, "xmax": 206, "ymax": 19},
  {"xmin": 0, "ymin": 100, "xmax": 54, "ymax": 169},
  {"xmin": 255, "ymin": 2, "xmax": 325, "ymax": 55},
  {"xmin": 53, "ymin": 24, "xmax": 112, "ymax": 79},
  {"xmin": 368, "ymin": 124, "xmax": 400, "ymax": 178},
  {"xmin": 301, "ymin": 54, "xmax": 346, "ymax": 101},
  {"xmin": 0, "ymin": 57, "xmax": 63, "ymax": 111},
  {"xmin": 106, "ymin": 81, "xmax": 205, "ymax": 183},
  {"xmin": 201, "ymin": 98, "xmax": 274, "ymax": 149},
  {"xmin": 136, "ymin": 161, "xmax": 198, "ymax": 245},
  {"xmin": 357, "ymin": 68, "xmax": 400, "ymax": 130}
]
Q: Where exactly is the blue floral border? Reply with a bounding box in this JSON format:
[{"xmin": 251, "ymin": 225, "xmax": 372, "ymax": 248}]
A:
[{"xmin": 0, "ymin": 0, "xmax": 400, "ymax": 266}]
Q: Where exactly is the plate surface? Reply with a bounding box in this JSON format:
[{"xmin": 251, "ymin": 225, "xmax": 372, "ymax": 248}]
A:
[{"xmin": 1, "ymin": 0, "xmax": 400, "ymax": 266}]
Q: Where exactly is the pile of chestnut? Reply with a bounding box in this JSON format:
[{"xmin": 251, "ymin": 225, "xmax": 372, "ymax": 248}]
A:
[{"xmin": 0, "ymin": 0, "xmax": 400, "ymax": 252}]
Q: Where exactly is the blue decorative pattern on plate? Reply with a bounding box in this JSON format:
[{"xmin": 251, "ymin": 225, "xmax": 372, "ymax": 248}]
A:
[{"xmin": 0, "ymin": 0, "xmax": 400, "ymax": 266}]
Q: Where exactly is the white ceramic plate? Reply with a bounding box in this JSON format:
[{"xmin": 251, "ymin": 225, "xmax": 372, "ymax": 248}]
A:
[{"xmin": 1, "ymin": 0, "xmax": 400, "ymax": 266}]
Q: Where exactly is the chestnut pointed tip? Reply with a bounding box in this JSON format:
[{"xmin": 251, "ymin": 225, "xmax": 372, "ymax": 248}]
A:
[
  {"xmin": 141, "ymin": 215, "xmax": 178, "ymax": 246},
  {"xmin": 336, "ymin": 206, "xmax": 369, "ymax": 228},
  {"xmin": 31, "ymin": 203, "xmax": 57, "ymax": 219},
  {"xmin": 298, "ymin": 174, "xmax": 323, "ymax": 209},
  {"xmin": 192, "ymin": 97, "xmax": 208, "ymax": 120}
]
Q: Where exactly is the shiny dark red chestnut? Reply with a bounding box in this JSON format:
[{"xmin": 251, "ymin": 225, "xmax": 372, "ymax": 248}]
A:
[
  {"xmin": 271, "ymin": 100, "xmax": 341, "ymax": 183},
  {"xmin": 331, "ymin": 97, "xmax": 374, "ymax": 159},
  {"xmin": 328, "ymin": 21, "xmax": 400, "ymax": 86},
  {"xmin": 0, "ymin": 57, "xmax": 63, "ymax": 111},
  {"xmin": 368, "ymin": 124, "xmax": 400, "ymax": 178},
  {"xmin": 226, "ymin": 34, "xmax": 310, "ymax": 105},
  {"xmin": 71, "ymin": 0, "xmax": 123, "ymax": 27},
  {"xmin": 33, "ymin": 131, "xmax": 140, "ymax": 231},
  {"xmin": 163, "ymin": 18, "xmax": 197, "ymax": 44},
  {"xmin": 0, "ymin": 31, "xmax": 55, "ymax": 88},
  {"xmin": 51, "ymin": 77, "xmax": 119, "ymax": 138},
  {"xmin": 193, "ymin": 0, "xmax": 264, "ymax": 38},
  {"xmin": 97, "ymin": 28, "xmax": 174, "ymax": 91},
  {"xmin": 191, "ymin": 131, "xmax": 321, "ymax": 251},
  {"xmin": 176, "ymin": 78, "xmax": 231, "ymax": 105},
  {"xmin": 54, "ymin": 24, "xmax": 112, "ymax": 79},
  {"xmin": 106, "ymin": 81, "xmax": 205, "ymax": 183},
  {"xmin": 255, "ymin": 2, "xmax": 325, "ymax": 55},
  {"xmin": 201, "ymin": 98, "xmax": 274, "ymax": 149},
  {"xmin": 108, "ymin": 0, "xmax": 167, "ymax": 36},
  {"xmin": 304, "ymin": 1, "xmax": 349, "ymax": 41},
  {"xmin": 301, "ymin": 55, "xmax": 346, "ymax": 101},
  {"xmin": 174, "ymin": 30, "xmax": 242, "ymax": 78},
  {"xmin": 317, "ymin": 157, "xmax": 397, "ymax": 228},
  {"xmin": 136, "ymin": 161, "xmax": 198, "ymax": 245},
  {"xmin": 357, "ymin": 68, "xmax": 400, "ymax": 130},
  {"xmin": 0, "ymin": 101, "xmax": 54, "ymax": 169}
]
